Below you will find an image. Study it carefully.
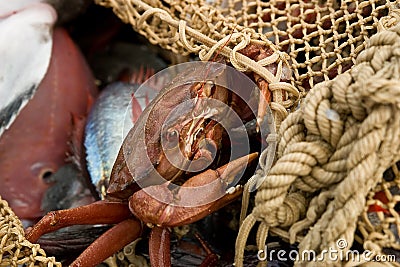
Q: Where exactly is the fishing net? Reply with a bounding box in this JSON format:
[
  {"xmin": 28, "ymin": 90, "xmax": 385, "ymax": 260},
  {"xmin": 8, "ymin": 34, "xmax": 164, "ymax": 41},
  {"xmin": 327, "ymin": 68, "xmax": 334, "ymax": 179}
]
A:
[
  {"xmin": 92, "ymin": 0, "xmax": 400, "ymax": 265},
  {"xmin": 357, "ymin": 163, "xmax": 400, "ymax": 264},
  {"xmin": 96, "ymin": 0, "xmax": 393, "ymax": 127},
  {"xmin": 0, "ymin": 196, "xmax": 61, "ymax": 267},
  {"xmin": 235, "ymin": 18, "xmax": 400, "ymax": 267}
]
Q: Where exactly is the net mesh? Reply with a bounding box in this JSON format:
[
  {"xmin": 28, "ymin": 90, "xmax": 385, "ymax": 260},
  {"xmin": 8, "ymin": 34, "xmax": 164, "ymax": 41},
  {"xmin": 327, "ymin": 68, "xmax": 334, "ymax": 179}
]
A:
[
  {"xmin": 96, "ymin": 0, "xmax": 393, "ymax": 127},
  {"xmin": 0, "ymin": 196, "xmax": 61, "ymax": 267},
  {"xmin": 357, "ymin": 162, "xmax": 400, "ymax": 261},
  {"xmin": 235, "ymin": 17, "xmax": 400, "ymax": 266}
]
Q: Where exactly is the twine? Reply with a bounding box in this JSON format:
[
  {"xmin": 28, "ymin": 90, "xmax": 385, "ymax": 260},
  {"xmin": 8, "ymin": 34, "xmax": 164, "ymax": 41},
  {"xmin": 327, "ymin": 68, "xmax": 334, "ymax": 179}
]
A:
[
  {"xmin": 0, "ymin": 196, "xmax": 61, "ymax": 267},
  {"xmin": 235, "ymin": 16, "xmax": 400, "ymax": 266},
  {"xmin": 95, "ymin": 0, "xmax": 391, "ymax": 128}
]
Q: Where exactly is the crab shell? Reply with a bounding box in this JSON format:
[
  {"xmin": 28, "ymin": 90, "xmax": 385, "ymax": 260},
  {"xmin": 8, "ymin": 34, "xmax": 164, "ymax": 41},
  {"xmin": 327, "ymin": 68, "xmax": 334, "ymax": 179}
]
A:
[{"xmin": 106, "ymin": 62, "xmax": 229, "ymax": 200}]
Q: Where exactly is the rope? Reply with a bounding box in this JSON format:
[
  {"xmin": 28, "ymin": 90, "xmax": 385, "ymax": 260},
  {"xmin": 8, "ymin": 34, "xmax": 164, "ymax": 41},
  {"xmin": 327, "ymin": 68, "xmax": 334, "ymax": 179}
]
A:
[
  {"xmin": 235, "ymin": 19, "xmax": 400, "ymax": 266},
  {"xmin": 96, "ymin": 0, "xmax": 391, "ymax": 128}
]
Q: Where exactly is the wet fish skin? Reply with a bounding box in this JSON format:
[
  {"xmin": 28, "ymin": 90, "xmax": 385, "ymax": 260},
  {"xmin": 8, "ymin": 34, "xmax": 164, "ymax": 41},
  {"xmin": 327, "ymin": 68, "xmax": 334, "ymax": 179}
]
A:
[
  {"xmin": 0, "ymin": 1, "xmax": 56, "ymax": 137},
  {"xmin": 0, "ymin": 28, "xmax": 98, "ymax": 220},
  {"xmin": 85, "ymin": 82, "xmax": 156, "ymax": 198}
]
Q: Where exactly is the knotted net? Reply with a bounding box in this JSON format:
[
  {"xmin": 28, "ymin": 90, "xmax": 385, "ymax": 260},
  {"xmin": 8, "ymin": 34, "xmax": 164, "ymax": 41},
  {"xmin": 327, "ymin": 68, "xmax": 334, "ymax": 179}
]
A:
[
  {"xmin": 0, "ymin": 196, "xmax": 61, "ymax": 267},
  {"xmin": 1, "ymin": 0, "xmax": 399, "ymax": 266},
  {"xmin": 236, "ymin": 17, "xmax": 400, "ymax": 267}
]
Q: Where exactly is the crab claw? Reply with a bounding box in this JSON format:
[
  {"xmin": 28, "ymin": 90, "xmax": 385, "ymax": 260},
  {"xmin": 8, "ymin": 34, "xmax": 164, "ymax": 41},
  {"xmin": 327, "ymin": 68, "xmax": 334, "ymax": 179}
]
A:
[{"xmin": 128, "ymin": 152, "xmax": 258, "ymax": 227}]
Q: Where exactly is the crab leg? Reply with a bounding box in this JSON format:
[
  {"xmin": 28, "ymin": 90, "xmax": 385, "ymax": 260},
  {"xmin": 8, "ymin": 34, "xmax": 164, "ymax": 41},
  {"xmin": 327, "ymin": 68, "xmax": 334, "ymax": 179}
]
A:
[
  {"xmin": 149, "ymin": 226, "xmax": 171, "ymax": 267},
  {"xmin": 26, "ymin": 200, "xmax": 131, "ymax": 243},
  {"xmin": 149, "ymin": 227, "xmax": 219, "ymax": 267},
  {"xmin": 195, "ymin": 232, "xmax": 219, "ymax": 267},
  {"xmin": 254, "ymin": 75, "xmax": 271, "ymax": 130},
  {"xmin": 70, "ymin": 218, "xmax": 142, "ymax": 267}
]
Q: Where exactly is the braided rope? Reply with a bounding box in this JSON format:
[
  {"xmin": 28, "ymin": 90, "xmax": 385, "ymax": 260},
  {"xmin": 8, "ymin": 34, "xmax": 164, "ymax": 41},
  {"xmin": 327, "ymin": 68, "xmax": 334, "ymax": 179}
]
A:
[{"xmin": 235, "ymin": 18, "xmax": 400, "ymax": 266}]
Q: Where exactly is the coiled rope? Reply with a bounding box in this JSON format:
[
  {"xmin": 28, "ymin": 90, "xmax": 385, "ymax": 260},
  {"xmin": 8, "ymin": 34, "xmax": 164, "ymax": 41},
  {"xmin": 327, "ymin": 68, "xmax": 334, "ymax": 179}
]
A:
[{"xmin": 236, "ymin": 16, "xmax": 400, "ymax": 267}]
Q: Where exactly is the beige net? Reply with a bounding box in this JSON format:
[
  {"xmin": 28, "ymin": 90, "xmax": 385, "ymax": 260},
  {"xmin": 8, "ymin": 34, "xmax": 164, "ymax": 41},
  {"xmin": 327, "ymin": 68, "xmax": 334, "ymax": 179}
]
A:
[
  {"xmin": 357, "ymin": 163, "xmax": 400, "ymax": 264},
  {"xmin": 96, "ymin": 0, "xmax": 393, "ymax": 127},
  {"xmin": 1, "ymin": 0, "xmax": 400, "ymax": 266},
  {"xmin": 0, "ymin": 196, "xmax": 61, "ymax": 267}
]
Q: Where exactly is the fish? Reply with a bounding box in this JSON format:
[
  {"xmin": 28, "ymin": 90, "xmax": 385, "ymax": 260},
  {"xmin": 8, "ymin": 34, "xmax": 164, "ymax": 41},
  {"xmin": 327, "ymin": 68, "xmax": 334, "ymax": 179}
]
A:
[
  {"xmin": 0, "ymin": 28, "xmax": 98, "ymax": 220},
  {"xmin": 85, "ymin": 75, "xmax": 161, "ymax": 198}
]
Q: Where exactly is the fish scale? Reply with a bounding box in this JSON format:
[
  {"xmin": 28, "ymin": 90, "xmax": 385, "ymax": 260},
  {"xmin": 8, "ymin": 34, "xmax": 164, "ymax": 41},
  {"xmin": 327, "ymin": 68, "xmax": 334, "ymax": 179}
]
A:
[{"xmin": 85, "ymin": 82, "xmax": 156, "ymax": 198}]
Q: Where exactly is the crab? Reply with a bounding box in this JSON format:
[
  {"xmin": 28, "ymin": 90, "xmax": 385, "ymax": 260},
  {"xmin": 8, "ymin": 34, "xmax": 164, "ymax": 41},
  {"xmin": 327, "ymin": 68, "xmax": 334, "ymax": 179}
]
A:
[{"xmin": 26, "ymin": 62, "xmax": 259, "ymax": 266}]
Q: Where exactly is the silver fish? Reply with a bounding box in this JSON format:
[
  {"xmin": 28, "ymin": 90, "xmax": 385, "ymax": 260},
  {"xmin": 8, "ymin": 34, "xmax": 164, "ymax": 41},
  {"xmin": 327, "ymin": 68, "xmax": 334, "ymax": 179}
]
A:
[{"xmin": 85, "ymin": 82, "xmax": 159, "ymax": 198}]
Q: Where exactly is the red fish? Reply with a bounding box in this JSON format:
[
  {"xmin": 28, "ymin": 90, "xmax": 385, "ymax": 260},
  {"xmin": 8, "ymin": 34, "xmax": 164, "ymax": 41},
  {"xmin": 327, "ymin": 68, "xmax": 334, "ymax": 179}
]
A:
[{"xmin": 0, "ymin": 28, "xmax": 98, "ymax": 221}]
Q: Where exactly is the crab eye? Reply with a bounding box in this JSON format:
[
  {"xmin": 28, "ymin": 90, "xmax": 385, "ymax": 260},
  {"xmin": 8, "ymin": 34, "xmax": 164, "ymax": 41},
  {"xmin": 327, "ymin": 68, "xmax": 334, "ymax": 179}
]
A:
[
  {"xmin": 163, "ymin": 129, "xmax": 180, "ymax": 150},
  {"xmin": 167, "ymin": 129, "xmax": 179, "ymax": 142},
  {"xmin": 203, "ymin": 81, "xmax": 214, "ymax": 96}
]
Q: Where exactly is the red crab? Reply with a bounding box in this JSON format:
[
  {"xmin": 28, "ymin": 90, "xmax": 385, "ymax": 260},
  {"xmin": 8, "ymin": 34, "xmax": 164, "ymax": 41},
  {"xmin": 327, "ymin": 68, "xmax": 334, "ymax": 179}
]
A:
[{"xmin": 26, "ymin": 62, "xmax": 258, "ymax": 266}]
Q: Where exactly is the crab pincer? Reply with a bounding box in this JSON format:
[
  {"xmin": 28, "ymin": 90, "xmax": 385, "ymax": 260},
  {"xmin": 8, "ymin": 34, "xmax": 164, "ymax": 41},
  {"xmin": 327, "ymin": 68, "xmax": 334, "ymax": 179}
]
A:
[{"xmin": 130, "ymin": 152, "xmax": 259, "ymax": 267}]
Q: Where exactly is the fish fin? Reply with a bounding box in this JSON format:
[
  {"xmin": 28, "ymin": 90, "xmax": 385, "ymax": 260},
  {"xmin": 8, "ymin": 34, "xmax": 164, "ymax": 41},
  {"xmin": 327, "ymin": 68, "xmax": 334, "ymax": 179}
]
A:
[
  {"xmin": 66, "ymin": 113, "xmax": 86, "ymax": 172},
  {"xmin": 130, "ymin": 93, "xmax": 143, "ymax": 124}
]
